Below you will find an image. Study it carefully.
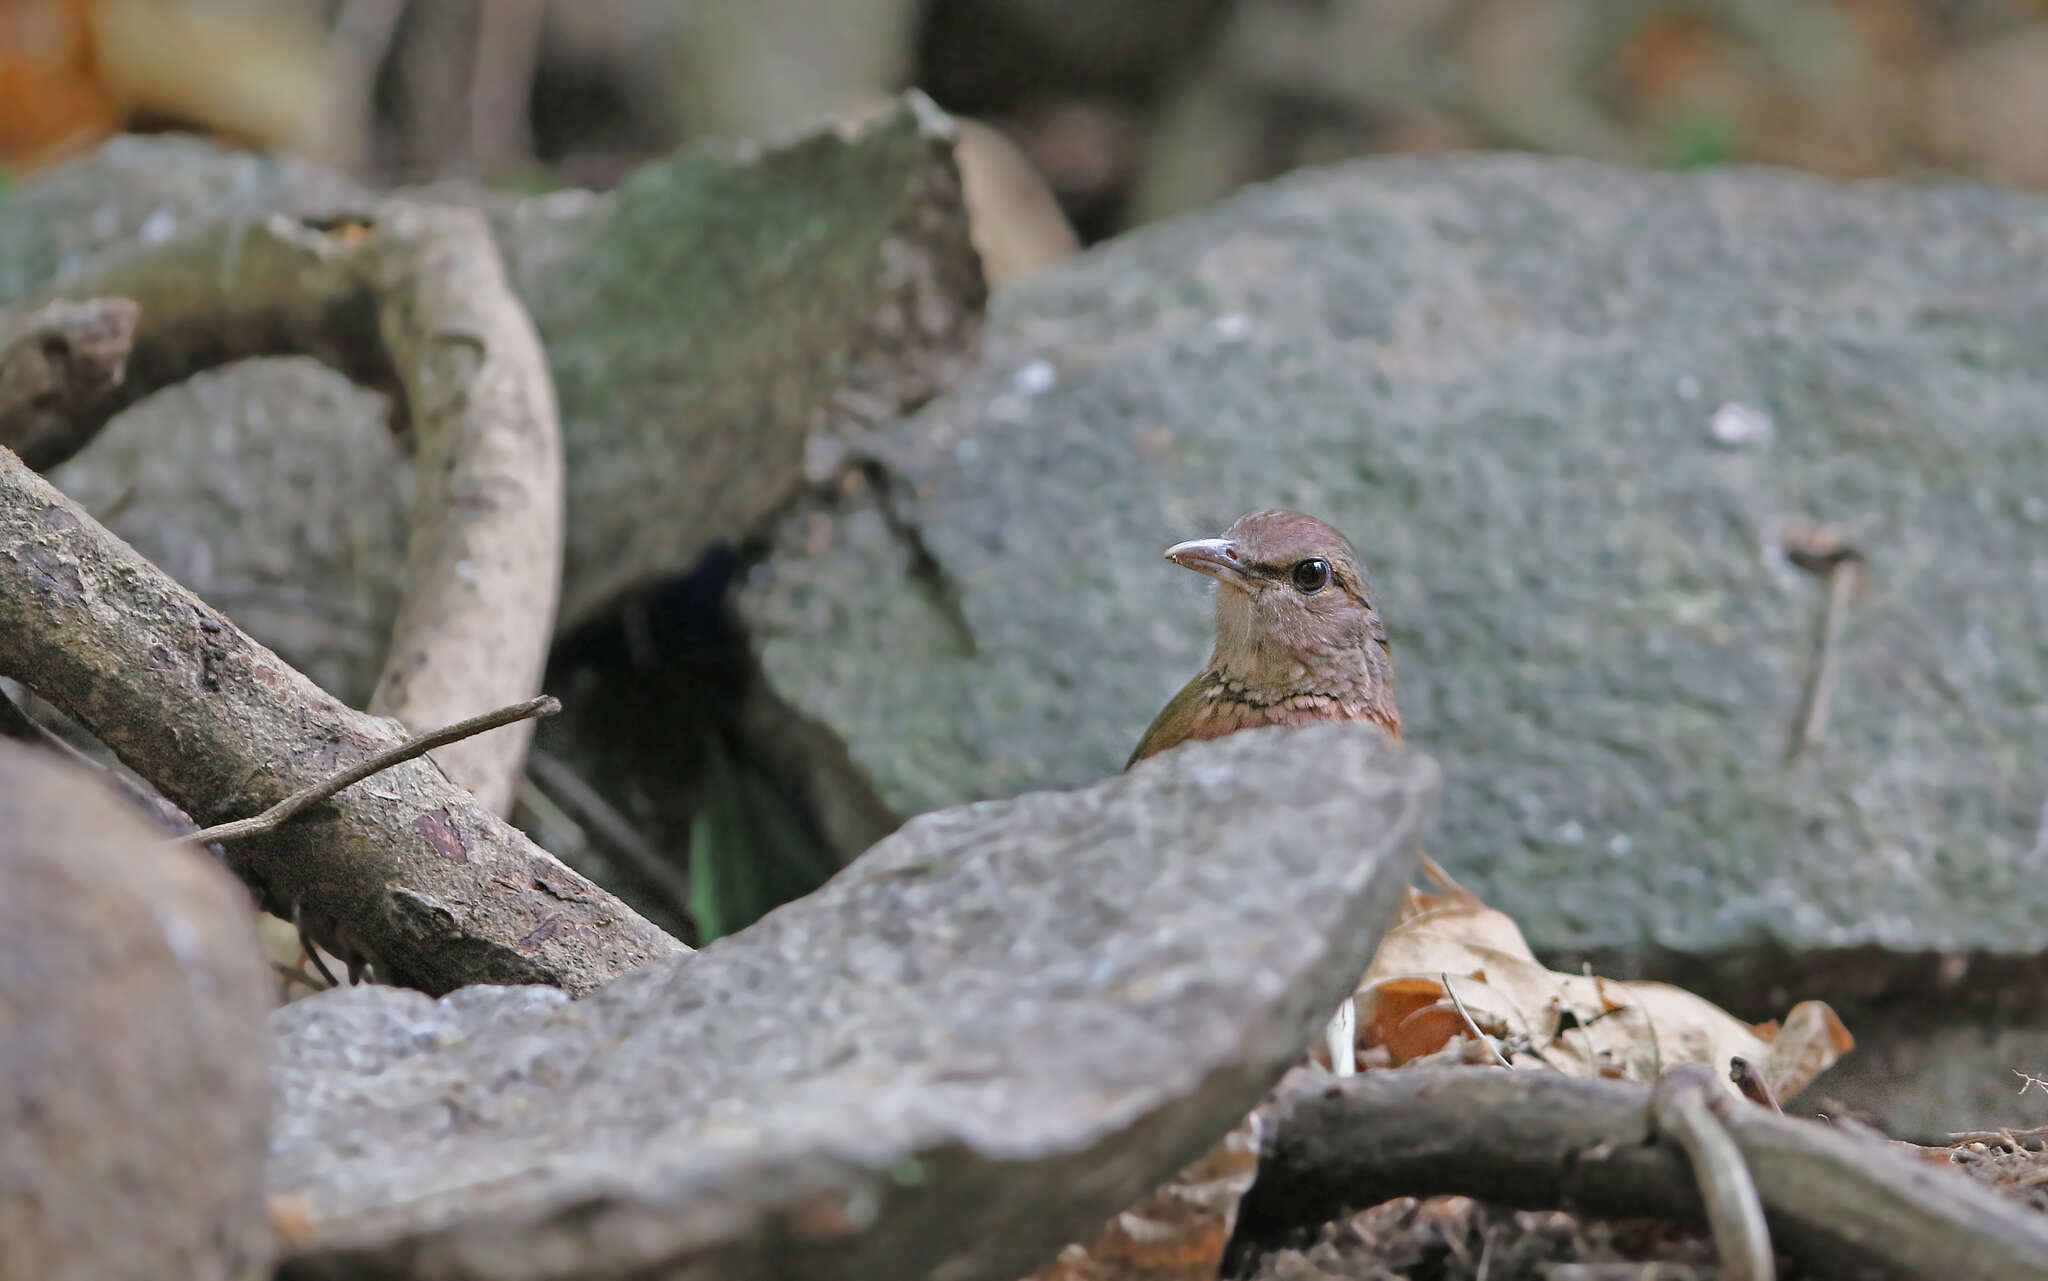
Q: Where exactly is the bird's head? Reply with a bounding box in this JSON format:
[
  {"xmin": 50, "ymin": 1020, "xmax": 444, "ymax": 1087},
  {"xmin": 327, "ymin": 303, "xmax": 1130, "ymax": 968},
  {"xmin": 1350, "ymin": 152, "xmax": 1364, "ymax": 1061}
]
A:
[{"xmin": 1164, "ymin": 508, "xmax": 1393, "ymax": 699}]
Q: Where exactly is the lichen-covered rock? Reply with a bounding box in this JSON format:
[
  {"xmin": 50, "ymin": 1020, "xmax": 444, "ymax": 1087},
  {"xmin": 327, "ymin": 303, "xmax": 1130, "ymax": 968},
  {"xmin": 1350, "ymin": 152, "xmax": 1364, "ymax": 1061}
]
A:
[
  {"xmin": 268, "ymin": 723, "xmax": 1434, "ymax": 1280},
  {"xmin": 737, "ymin": 154, "xmax": 2048, "ymax": 997},
  {"xmin": 0, "ymin": 741, "xmax": 274, "ymax": 1281}
]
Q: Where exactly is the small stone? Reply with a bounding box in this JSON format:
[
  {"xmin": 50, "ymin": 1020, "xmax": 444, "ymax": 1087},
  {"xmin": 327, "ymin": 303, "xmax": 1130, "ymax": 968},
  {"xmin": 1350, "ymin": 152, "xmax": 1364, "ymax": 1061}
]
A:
[
  {"xmin": 1707, "ymin": 401, "xmax": 1773, "ymax": 447},
  {"xmin": 1011, "ymin": 358, "xmax": 1058, "ymax": 396}
]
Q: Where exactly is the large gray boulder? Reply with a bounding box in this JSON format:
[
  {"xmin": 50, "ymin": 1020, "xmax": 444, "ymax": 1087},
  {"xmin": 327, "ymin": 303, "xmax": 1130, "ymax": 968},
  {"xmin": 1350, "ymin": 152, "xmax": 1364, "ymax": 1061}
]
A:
[
  {"xmin": 0, "ymin": 742, "xmax": 274, "ymax": 1281},
  {"xmin": 268, "ymin": 723, "xmax": 1434, "ymax": 1279},
  {"xmin": 737, "ymin": 154, "xmax": 2048, "ymax": 1002}
]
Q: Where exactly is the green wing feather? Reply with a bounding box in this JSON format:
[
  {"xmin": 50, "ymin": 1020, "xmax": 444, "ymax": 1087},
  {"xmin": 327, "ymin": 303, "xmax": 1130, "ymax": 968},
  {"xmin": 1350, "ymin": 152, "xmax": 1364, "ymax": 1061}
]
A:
[{"xmin": 1126, "ymin": 672, "xmax": 1219, "ymax": 770}]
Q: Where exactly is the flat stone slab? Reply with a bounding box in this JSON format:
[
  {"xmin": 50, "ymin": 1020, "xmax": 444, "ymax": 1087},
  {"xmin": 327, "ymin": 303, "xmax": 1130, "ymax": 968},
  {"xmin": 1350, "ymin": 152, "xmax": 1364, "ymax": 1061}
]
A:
[
  {"xmin": 269, "ymin": 723, "xmax": 1434, "ymax": 1280},
  {"xmin": 737, "ymin": 153, "xmax": 2048, "ymax": 986}
]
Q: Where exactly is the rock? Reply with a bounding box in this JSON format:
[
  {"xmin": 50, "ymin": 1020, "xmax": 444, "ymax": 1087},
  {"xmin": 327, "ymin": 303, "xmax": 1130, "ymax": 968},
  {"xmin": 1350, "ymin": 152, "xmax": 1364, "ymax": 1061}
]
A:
[
  {"xmin": 267, "ymin": 723, "xmax": 1435, "ymax": 1279},
  {"xmin": 0, "ymin": 137, "xmax": 372, "ymax": 302},
  {"xmin": 736, "ymin": 154, "xmax": 2048, "ymax": 1006},
  {"xmin": 0, "ymin": 741, "xmax": 274, "ymax": 1281},
  {"xmin": 496, "ymin": 91, "xmax": 982, "ymax": 629},
  {"xmin": 49, "ymin": 359, "xmax": 408, "ymax": 702},
  {"xmin": 10, "ymin": 94, "xmax": 982, "ymax": 703}
]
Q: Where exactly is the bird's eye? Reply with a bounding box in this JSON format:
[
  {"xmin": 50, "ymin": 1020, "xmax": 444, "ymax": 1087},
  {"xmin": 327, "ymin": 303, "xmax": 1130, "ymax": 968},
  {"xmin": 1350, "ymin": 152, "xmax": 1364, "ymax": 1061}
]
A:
[{"xmin": 1290, "ymin": 557, "xmax": 1331, "ymax": 594}]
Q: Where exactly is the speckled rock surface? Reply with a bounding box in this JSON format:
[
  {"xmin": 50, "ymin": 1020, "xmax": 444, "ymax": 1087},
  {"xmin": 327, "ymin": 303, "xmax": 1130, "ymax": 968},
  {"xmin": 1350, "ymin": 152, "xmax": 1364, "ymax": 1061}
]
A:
[
  {"xmin": 267, "ymin": 723, "xmax": 1434, "ymax": 1280},
  {"xmin": 0, "ymin": 742, "xmax": 274, "ymax": 1281},
  {"xmin": 737, "ymin": 154, "xmax": 2048, "ymax": 990}
]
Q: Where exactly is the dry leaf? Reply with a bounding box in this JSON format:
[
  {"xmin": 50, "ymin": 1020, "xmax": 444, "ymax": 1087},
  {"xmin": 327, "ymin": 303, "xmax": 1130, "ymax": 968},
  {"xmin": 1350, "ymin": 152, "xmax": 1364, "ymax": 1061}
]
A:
[
  {"xmin": 1026, "ymin": 1116, "xmax": 1260, "ymax": 1281},
  {"xmin": 1342, "ymin": 859, "xmax": 1852, "ymax": 1100}
]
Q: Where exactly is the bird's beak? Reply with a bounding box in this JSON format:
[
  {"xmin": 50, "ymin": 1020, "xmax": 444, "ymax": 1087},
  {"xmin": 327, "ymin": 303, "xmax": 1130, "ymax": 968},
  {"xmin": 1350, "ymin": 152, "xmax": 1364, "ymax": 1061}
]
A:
[{"xmin": 1164, "ymin": 537, "xmax": 1248, "ymax": 585}]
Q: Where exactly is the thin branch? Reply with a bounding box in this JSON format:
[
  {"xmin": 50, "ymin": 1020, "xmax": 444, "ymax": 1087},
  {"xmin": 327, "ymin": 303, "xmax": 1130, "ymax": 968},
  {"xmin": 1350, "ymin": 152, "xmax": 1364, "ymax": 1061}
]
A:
[
  {"xmin": 1950, "ymin": 1124, "xmax": 2048, "ymax": 1147},
  {"xmin": 1227, "ymin": 1067, "xmax": 2048, "ymax": 1281},
  {"xmin": 184, "ymin": 696, "xmax": 558, "ymax": 846},
  {"xmin": 1653, "ymin": 1066, "xmax": 1775, "ymax": 1281},
  {"xmin": 1783, "ymin": 531, "xmax": 1866, "ymax": 763}
]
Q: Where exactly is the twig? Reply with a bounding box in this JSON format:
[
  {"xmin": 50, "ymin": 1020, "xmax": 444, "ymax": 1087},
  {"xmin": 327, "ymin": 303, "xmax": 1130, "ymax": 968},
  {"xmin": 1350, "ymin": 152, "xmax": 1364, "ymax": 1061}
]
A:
[
  {"xmin": 1730, "ymin": 1056, "xmax": 1783, "ymax": 1113},
  {"xmin": 183, "ymin": 696, "xmax": 559, "ymax": 847},
  {"xmin": 1653, "ymin": 1066, "xmax": 1775, "ymax": 1281},
  {"xmin": 1444, "ymin": 973, "xmax": 1513, "ymax": 1068},
  {"xmin": 1783, "ymin": 530, "xmax": 1866, "ymax": 763}
]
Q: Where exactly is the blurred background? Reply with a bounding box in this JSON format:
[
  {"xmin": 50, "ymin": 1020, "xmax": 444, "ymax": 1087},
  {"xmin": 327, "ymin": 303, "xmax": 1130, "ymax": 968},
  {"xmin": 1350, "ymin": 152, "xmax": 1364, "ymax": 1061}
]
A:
[{"xmin": 11, "ymin": 0, "xmax": 2048, "ymax": 261}]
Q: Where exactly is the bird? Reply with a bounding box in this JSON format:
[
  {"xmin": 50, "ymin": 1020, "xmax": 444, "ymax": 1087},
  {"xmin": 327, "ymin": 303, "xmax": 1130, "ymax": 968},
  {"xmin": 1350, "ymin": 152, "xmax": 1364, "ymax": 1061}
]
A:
[
  {"xmin": 1026, "ymin": 511, "xmax": 1402, "ymax": 1281},
  {"xmin": 1128, "ymin": 508, "xmax": 1399, "ymax": 769}
]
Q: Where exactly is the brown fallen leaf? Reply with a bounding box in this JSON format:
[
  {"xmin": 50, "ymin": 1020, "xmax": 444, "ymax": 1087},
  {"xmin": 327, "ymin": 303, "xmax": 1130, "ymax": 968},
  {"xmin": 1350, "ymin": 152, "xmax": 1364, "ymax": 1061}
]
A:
[
  {"xmin": 1335, "ymin": 859, "xmax": 1852, "ymax": 1099},
  {"xmin": 1028, "ymin": 1115, "xmax": 1261, "ymax": 1281}
]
